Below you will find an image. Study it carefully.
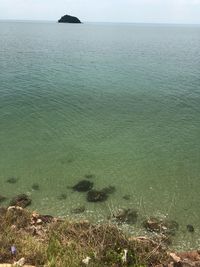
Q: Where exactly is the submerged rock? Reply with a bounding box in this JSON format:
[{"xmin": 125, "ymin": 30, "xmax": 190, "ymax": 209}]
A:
[
  {"xmin": 113, "ymin": 208, "xmax": 138, "ymax": 225},
  {"xmin": 86, "ymin": 185, "xmax": 115, "ymax": 202},
  {"xmin": 58, "ymin": 14, "xmax": 81, "ymax": 23},
  {"xmin": 187, "ymin": 224, "xmax": 195, "ymax": 233},
  {"xmin": 71, "ymin": 205, "xmax": 86, "ymax": 214},
  {"xmin": 31, "ymin": 183, "xmax": 39, "ymax": 191},
  {"xmin": 87, "ymin": 189, "xmax": 108, "ymax": 202},
  {"xmin": 10, "ymin": 194, "xmax": 32, "ymax": 208},
  {"xmin": 72, "ymin": 180, "xmax": 93, "ymax": 192},
  {"xmin": 6, "ymin": 177, "xmax": 18, "ymax": 184},
  {"xmin": 143, "ymin": 217, "xmax": 179, "ymax": 236}
]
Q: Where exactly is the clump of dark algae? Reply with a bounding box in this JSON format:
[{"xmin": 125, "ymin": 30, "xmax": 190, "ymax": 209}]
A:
[
  {"xmin": 86, "ymin": 185, "xmax": 116, "ymax": 203},
  {"xmin": 87, "ymin": 189, "xmax": 108, "ymax": 202},
  {"xmin": 10, "ymin": 194, "xmax": 32, "ymax": 208},
  {"xmin": 31, "ymin": 183, "xmax": 40, "ymax": 191},
  {"xmin": 187, "ymin": 224, "xmax": 195, "ymax": 233},
  {"xmin": 71, "ymin": 205, "xmax": 86, "ymax": 214},
  {"xmin": 123, "ymin": 194, "xmax": 131, "ymax": 200},
  {"xmin": 72, "ymin": 180, "xmax": 94, "ymax": 192},
  {"xmin": 6, "ymin": 177, "xmax": 18, "ymax": 184}
]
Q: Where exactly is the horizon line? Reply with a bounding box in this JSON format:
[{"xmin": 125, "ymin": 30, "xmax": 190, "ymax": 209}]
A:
[{"xmin": 0, "ymin": 19, "xmax": 200, "ymax": 26}]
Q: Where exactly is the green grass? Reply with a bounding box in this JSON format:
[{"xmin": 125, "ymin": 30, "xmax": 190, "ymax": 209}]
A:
[{"xmin": 0, "ymin": 207, "xmax": 169, "ymax": 266}]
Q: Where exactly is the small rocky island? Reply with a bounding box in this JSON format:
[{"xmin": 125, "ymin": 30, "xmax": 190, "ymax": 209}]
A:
[{"xmin": 58, "ymin": 14, "xmax": 81, "ymax": 23}]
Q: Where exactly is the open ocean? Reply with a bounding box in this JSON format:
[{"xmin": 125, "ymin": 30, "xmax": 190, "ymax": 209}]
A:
[{"xmin": 0, "ymin": 21, "xmax": 200, "ymax": 250}]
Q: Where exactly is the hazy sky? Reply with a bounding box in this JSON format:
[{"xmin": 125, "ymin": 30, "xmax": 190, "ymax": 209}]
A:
[{"xmin": 0, "ymin": 0, "xmax": 200, "ymax": 24}]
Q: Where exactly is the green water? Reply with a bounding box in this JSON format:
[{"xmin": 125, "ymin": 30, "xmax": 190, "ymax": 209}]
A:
[{"xmin": 0, "ymin": 21, "xmax": 200, "ymax": 249}]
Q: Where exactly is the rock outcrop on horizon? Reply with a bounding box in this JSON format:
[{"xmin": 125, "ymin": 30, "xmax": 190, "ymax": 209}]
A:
[{"xmin": 58, "ymin": 14, "xmax": 81, "ymax": 23}]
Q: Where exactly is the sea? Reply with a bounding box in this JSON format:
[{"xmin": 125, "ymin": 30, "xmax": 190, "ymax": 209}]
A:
[{"xmin": 0, "ymin": 21, "xmax": 200, "ymax": 250}]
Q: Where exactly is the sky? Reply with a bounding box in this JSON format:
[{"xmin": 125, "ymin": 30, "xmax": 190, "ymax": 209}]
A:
[{"xmin": 0, "ymin": 0, "xmax": 200, "ymax": 24}]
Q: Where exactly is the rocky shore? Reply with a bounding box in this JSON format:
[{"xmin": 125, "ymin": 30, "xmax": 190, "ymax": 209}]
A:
[
  {"xmin": 0, "ymin": 178, "xmax": 198, "ymax": 266},
  {"xmin": 0, "ymin": 205, "xmax": 199, "ymax": 267}
]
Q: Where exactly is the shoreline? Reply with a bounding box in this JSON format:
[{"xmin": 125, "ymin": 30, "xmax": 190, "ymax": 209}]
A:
[{"xmin": 0, "ymin": 206, "xmax": 199, "ymax": 267}]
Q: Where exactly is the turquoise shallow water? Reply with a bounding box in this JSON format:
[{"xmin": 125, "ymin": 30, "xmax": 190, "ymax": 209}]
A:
[{"xmin": 0, "ymin": 21, "xmax": 200, "ymax": 249}]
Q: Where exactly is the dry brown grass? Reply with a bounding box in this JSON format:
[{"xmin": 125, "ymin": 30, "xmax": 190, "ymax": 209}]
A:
[{"xmin": 0, "ymin": 207, "xmax": 171, "ymax": 267}]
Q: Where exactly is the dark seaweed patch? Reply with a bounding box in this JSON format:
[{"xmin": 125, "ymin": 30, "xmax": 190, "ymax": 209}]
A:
[
  {"xmin": 72, "ymin": 180, "xmax": 93, "ymax": 192},
  {"xmin": 187, "ymin": 224, "xmax": 194, "ymax": 233},
  {"xmin": 122, "ymin": 195, "xmax": 131, "ymax": 200},
  {"xmin": 6, "ymin": 177, "xmax": 18, "ymax": 184},
  {"xmin": 87, "ymin": 189, "xmax": 108, "ymax": 202},
  {"xmin": 32, "ymin": 183, "xmax": 40, "ymax": 191}
]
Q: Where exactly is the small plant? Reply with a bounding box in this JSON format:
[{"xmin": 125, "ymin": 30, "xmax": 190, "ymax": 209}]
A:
[{"xmin": 0, "ymin": 207, "xmax": 170, "ymax": 266}]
